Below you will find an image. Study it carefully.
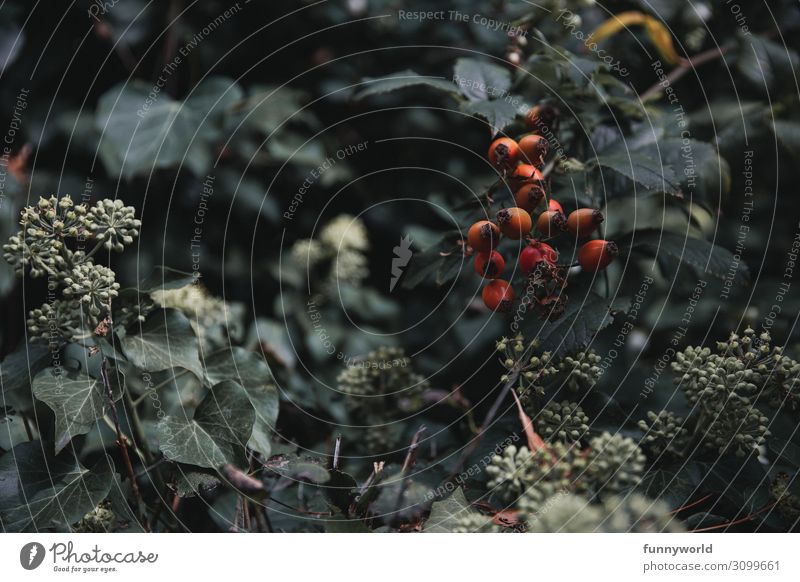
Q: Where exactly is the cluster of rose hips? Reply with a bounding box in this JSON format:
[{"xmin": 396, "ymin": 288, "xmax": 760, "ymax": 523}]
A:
[{"xmin": 469, "ymin": 105, "xmax": 619, "ymax": 313}]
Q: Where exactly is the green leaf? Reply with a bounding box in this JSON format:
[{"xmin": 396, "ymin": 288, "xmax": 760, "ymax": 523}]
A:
[
  {"xmin": 630, "ymin": 230, "xmax": 749, "ymax": 286},
  {"xmin": 461, "ymin": 98, "xmax": 521, "ymax": 136},
  {"xmin": 32, "ymin": 367, "xmax": 123, "ymax": 454},
  {"xmin": 204, "ymin": 347, "xmax": 279, "ymax": 456},
  {"xmin": 0, "ymin": 442, "xmax": 113, "ymax": 532},
  {"xmin": 355, "ymin": 70, "xmax": 460, "ymax": 100},
  {"xmin": 737, "ymin": 36, "xmax": 799, "ymax": 91},
  {"xmin": 534, "ymin": 292, "xmax": 615, "ymax": 354},
  {"xmin": 0, "ymin": 343, "xmax": 51, "ymax": 410},
  {"xmin": 96, "ymin": 82, "xmax": 200, "ymax": 178},
  {"xmin": 157, "ymin": 380, "xmax": 255, "ymax": 469},
  {"xmin": 423, "ymin": 488, "xmax": 475, "ymax": 532},
  {"xmin": 138, "ymin": 266, "xmax": 196, "ymax": 293},
  {"xmin": 453, "ymin": 58, "xmax": 511, "ymax": 101},
  {"xmin": 121, "ymin": 309, "xmax": 204, "ymax": 378},
  {"xmin": 771, "ymin": 120, "xmax": 800, "ymax": 160},
  {"xmin": 595, "ymin": 152, "xmax": 680, "ymax": 194}
]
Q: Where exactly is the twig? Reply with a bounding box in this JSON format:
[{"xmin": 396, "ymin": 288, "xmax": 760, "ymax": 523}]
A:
[
  {"xmin": 392, "ymin": 426, "xmax": 427, "ymax": 525},
  {"xmin": 640, "ymin": 42, "xmax": 735, "ymax": 102},
  {"xmin": 690, "ymin": 501, "xmax": 778, "ymax": 532},
  {"xmin": 100, "ymin": 357, "xmax": 150, "ymax": 531}
]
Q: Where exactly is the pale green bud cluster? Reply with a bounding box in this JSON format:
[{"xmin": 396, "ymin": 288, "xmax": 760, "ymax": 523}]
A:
[
  {"xmin": 584, "ymin": 433, "xmax": 647, "ymax": 495},
  {"xmin": 557, "ymin": 351, "xmax": 602, "ymax": 391},
  {"xmin": 526, "ymin": 492, "xmax": 684, "ymax": 533},
  {"xmin": 3, "ymin": 195, "xmax": 141, "ymax": 344},
  {"xmin": 73, "ymin": 501, "xmax": 117, "ymax": 533},
  {"xmin": 637, "ymin": 410, "xmax": 690, "ymax": 457},
  {"xmin": 536, "ymin": 400, "xmax": 590, "ymax": 443}
]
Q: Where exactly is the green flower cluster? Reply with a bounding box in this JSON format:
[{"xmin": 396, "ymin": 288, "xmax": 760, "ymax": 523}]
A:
[
  {"xmin": 485, "ymin": 432, "xmax": 646, "ymax": 521},
  {"xmin": 448, "ymin": 511, "xmax": 501, "ymax": 533},
  {"xmin": 495, "ymin": 334, "xmax": 601, "ymax": 397},
  {"xmin": 73, "ymin": 501, "xmax": 117, "ymax": 533},
  {"xmin": 337, "ymin": 347, "xmax": 428, "ymax": 451},
  {"xmin": 527, "ymin": 492, "xmax": 684, "ymax": 533},
  {"xmin": 3, "ymin": 195, "xmax": 140, "ymax": 345},
  {"xmin": 770, "ymin": 473, "xmax": 800, "ymax": 522},
  {"xmin": 536, "ymin": 400, "xmax": 590, "ymax": 443},
  {"xmin": 637, "ymin": 410, "xmax": 690, "ymax": 457},
  {"xmin": 670, "ymin": 327, "xmax": 795, "ymax": 456}
]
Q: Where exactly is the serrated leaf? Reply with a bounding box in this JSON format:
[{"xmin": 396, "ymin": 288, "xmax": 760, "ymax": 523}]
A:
[
  {"xmin": 461, "ymin": 98, "xmax": 521, "ymax": 136},
  {"xmin": 157, "ymin": 380, "xmax": 255, "ymax": 469},
  {"xmin": 453, "ymin": 58, "xmax": 511, "ymax": 101},
  {"xmin": 533, "ymin": 292, "xmax": 615, "ymax": 354},
  {"xmin": 32, "ymin": 367, "xmax": 123, "ymax": 454},
  {"xmin": 121, "ymin": 309, "xmax": 204, "ymax": 379},
  {"xmin": 355, "ymin": 70, "xmax": 460, "ymax": 100},
  {"xmin": 204, "ymin": 347, "xmax": 278, "ymax": 456},
  {"xmin": 0, "ymin": 442, "xmax": 113, "ymax": 532},
  {"xmin": 738, "ymin": 36, "xmax": 799, "ymax": 91},
  {"xmin": 595, "ymin": 152, "xmax": 680, "ymax": 194},
  {"xmin": 630, "ymin": 231, "xmax": 749, "ymax": 285}
]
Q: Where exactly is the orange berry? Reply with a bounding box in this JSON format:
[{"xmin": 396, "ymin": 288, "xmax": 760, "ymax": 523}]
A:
[
  {"xmin": 518, "ymin": 134, "xmax": 549, "ymax": 168},
  {"xmin": 488, "ymin": 138, "xmax": 520, "ymax": 171},
  {"xmin": 468, "ymin": 220, "xmax": 500, "ymax": 253},
  {"xmin": 536, "ymin": 209, "xmax": 566, "ymax": 237},
  {"xmin": 496, "ymin": 207, "xmax": 532, "ymax": 240},
  {"xmin": 514, "ymin": 182, "xmax": 546, "ymax": 212},
  {"xmin": 566, "ymin": 208, "xmax": 604, "ymax": 238},
  {"xmin": 474, "ymin": 251, "xmax": 505, "ymax": 279},
  {"xmin": 578, "ymin": 239, "xmax": 619, "ymax": 273},
  {"xmin": 548, "ymin": 199, "xmax": 564, "ymax": 214},
  {"xmin": 482, "ymin": 279, "xmax": 515, "ymax": 311}
]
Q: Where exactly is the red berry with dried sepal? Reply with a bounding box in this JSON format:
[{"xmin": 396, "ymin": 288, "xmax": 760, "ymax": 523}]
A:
[
  {"xmin": 578, "ymin": 239, "xmax": 618, "ymax": 272},
  {"xmin": 519, "ymin": 241, "xmax": 558, "ymax": 275},
  {"xmin": 468, "ymin": 220, "xmax": 501, "ymax": 253},
  {"xmin": 496, "ymin": 207, "xmax": 532, "ymax": 240},
  {"xmin": 488, "ymin": 138, "xmax": 520, "ymax": 171},
  {"xmin": 482, "ymin": 279, "xmax": 515, "ymax": 311},
  {"xmin": 514, "ymin": 182, "xmax": 546, "ymax": 212},
  {"xmin": 518, "ymin": 134, "xmax": 549, "ymax": 168},
  {"xmin": 567, "ymin": 208, "xmax": 604, "ymax": 238},
  {"xmin": 474, "ymin": 251, "xmax": 505, "ymax": 279},
  {"xmin": 547, "ymin": 199, "xmax": 564, "ymax": 214}
]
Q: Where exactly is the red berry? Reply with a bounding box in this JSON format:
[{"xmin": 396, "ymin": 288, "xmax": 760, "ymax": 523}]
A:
[
  {"xmin": 566, "ymin": 208, "xmax": 604, "ymax": 238},
  {"xmin": 488, "ymin": 138, "xmax": 520, "ymax": 171},
  {"xmin": 525, "ymin": 104, "xmax": 559, "ymax": 132},
  {"xmin": 519, "ymin": 241, "xmax": 558, "ymax": 274},
  {"xmin": 468, "ymin": 220, "xmax": 500, "ymax": 253},
  {"xmin": 474, "ymin": 251, "xmax": 505, "ymax": 279},
  {"xmin": 496, "ymin": 207, "xmax": 532, "ymax": 240},
  {"xmin": 482, "ymin": 279, "xmax": 515, "ymax": 311},
  {"xmin": 514, "ymin": 182, "xmax": 546, "ymax": 212},
  {"xmin": 536, "ymin": 209, "xmax": 566, "ymax": 237},
  {"xmin": 548, "ymin": 199, "xmax": 564, "ymax": 214},
  {"xmin": 578, "ymin": 239, "xmax": 618, "ymax": 272},
  {"xmin": 518, "ymin": 134, "xmax": 549, "ymax": 168},
  {"xmin": 510, "ymin": 164, "xmax": 543, "ymax": 185}
]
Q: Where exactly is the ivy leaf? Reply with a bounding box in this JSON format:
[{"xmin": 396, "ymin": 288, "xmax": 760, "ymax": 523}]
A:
[
  {"xmin": 32, "ymin": 367, "xmax": 124, "ymax": 454},
  {"xmin": 138, "ymin": 266, "xmax": 196, "ymax": 293},
  {"xmin": 157, "ymin": 380, "xmax": 255, "ymax": 469},
  {"xmin": 423, "ymin": 487, "xmax": 473, "ymax": 532},
  {"xmin": 204, "ymin": 348, "xmax": 278, "ymax": 456},
  {"xmin": 461, "ymin": 98, "xmax": 522, "ymax": 136},
  {"xmin": 453, "ymin": 58, "xmax": 511, "ymax": 101},
  {"xmin": 121, "ymin": 309, "xmax": 204, "ymax": 379},
  {"xmin": 534, "ymin": 292, "xmax": 615, "ymax": 354},
  {"xmin": 595, "ymin": 152, "xmax": 680, "ymax": 194},
  {"xmin": 355, "ymin": 70, "xmax": 460, "ymax": 100},
  {"xmin": 630, "ymin": 230, "xmax": 749, "ymax": 286},
  {"xmin": 0, "ymin": 343, "xmax": 51, "ymax": 409},
  {"xmin": 0, "ymin": 442, "xmax": 113, "ymax": 532}
]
